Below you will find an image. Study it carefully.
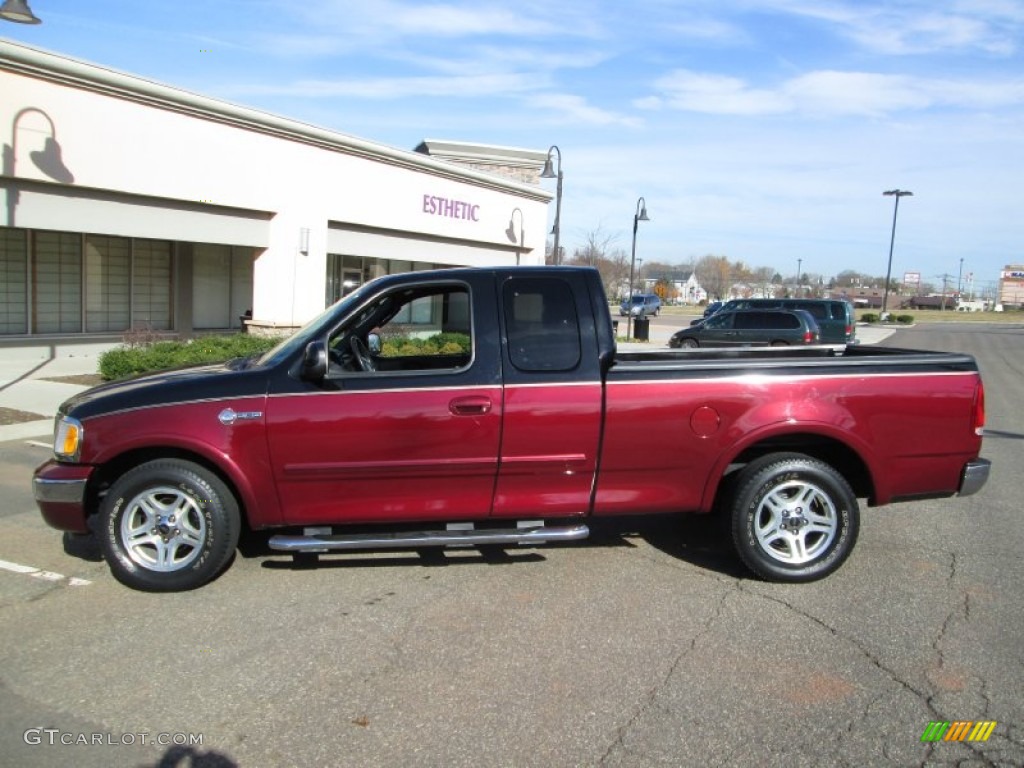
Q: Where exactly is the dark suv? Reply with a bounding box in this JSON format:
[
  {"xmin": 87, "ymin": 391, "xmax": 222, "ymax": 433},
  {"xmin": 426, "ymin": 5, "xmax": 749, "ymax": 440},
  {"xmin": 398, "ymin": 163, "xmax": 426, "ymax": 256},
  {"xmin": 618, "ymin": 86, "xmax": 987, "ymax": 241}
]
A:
[
  {"xmin": 718, "ymin": 298, "xmax": 855, "ymax": 345},
  {"xmin": 670, "ymin": 308, "xmax": 820, "ymax": 348}
]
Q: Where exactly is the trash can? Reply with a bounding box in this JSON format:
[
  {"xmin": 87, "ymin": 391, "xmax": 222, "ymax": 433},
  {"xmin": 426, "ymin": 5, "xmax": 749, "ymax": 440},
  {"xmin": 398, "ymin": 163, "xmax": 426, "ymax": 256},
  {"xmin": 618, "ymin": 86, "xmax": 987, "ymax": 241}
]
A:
[
  {"xmin": 633, "ymin": 316, "xmax": 650, "ymax": 341},
  {"xmin": 612, "ymin": 320, "xmax": 619, "ymax": 337}
]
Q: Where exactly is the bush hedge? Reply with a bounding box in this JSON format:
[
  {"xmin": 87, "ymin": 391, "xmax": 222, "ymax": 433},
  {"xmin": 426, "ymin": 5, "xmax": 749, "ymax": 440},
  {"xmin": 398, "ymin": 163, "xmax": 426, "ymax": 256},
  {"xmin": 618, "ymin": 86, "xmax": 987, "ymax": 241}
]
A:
[
  {"xmin": 98, "ymin": 334, "xmax": 282, "ymax": 380},
  {"xmin": 379, "ymin": 332, "xmax": 470, "ymax": 357}
]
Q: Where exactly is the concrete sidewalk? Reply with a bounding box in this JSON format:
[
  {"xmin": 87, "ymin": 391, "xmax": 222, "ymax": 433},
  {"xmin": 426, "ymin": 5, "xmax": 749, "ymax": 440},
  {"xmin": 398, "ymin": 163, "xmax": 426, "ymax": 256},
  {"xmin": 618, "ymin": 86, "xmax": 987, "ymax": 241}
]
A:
[{"xmin": 0, "ymin": 341, "xmax": 116, "ymax": 444}]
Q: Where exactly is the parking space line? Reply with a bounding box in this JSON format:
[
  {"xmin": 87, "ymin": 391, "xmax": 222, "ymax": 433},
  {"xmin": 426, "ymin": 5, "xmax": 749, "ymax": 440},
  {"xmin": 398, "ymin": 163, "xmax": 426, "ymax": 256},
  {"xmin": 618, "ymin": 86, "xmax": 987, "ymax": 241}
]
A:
[{"xmin": 0, "ymin": 558, "xmax": 92, "ymax": 586}]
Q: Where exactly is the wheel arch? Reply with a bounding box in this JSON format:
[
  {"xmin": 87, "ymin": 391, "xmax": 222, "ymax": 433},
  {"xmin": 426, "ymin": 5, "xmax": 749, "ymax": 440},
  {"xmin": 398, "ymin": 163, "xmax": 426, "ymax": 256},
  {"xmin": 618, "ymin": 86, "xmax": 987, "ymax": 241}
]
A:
[
  {"xmin": 85, "ymin": 446, "xmax": 262, "ymax": 536},
  {"xmin": 703, "ymin": 429, "xmax": 878, "ymax": 514}
]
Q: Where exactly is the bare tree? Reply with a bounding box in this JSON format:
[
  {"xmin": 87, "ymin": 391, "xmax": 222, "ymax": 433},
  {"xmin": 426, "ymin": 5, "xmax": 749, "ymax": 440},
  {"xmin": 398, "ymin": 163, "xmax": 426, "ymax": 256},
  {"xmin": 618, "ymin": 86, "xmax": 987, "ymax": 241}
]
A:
[
  {"xmin": 694, "ymin": 255, "xmax": 732, "ymax": 300},
  {"xmin": 563, "ymin": 225, "xmax": 629, "ymax": 299}
]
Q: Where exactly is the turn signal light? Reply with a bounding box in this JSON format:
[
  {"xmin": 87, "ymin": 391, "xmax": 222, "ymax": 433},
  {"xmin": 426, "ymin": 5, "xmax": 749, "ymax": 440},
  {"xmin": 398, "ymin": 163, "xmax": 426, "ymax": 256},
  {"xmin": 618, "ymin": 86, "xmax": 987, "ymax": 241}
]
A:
[{"xmin": 54, "ymin": 416, "xmax": 83, "ymax": 461}]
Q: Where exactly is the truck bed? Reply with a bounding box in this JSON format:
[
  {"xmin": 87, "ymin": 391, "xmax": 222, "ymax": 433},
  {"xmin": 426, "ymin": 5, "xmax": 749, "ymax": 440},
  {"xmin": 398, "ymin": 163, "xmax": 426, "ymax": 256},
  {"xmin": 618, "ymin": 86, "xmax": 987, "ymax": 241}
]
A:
[{"xmin": 610, "ymin": 345, "xmax": 980, "ymax": 376}]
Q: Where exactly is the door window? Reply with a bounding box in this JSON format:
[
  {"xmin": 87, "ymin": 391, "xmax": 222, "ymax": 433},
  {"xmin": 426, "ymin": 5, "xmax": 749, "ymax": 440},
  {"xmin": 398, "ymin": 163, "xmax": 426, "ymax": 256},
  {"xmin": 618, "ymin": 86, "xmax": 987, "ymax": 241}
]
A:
[{"xmin": 503, "ymin": 278, "xmax": 581, "ymax": 372}]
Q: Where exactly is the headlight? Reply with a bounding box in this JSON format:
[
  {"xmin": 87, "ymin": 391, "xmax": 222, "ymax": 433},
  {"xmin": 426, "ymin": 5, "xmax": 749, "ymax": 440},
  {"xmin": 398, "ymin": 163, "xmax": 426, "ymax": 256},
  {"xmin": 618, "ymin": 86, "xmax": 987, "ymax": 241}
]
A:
[{"xmin": 53, "ymin": 416, "xmax": 84, "ymax": 462}]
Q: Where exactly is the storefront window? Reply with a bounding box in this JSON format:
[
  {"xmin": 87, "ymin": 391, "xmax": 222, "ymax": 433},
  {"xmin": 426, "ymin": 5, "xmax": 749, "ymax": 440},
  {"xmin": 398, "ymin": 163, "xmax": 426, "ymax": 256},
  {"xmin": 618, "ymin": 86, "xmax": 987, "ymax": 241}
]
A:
[
  {"xmin": 132, "ymin": 239, "xmax": 173, "ymax": 331},
  {"xmin": 33, "ymin": 231, "xmax": 82, "ymax": 333},
  {"xmin": 193, "ymin": 244, "xmax": 253, "ymax": 329},
  {"xmin": 85, "ymin": 235, "xmax": 131, "ymax": 332},
  {"xmin": 0, "ymin": 228, "xmax": 28, "ymax": 335}
]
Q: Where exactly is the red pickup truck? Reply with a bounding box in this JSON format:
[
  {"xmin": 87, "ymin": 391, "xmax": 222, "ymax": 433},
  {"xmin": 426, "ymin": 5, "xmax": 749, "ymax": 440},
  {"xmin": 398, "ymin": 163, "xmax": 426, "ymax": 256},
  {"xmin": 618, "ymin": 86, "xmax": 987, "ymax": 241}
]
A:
[{"xmin": 33, "ymin": 266, "xmax": 989, "ymax": 591}]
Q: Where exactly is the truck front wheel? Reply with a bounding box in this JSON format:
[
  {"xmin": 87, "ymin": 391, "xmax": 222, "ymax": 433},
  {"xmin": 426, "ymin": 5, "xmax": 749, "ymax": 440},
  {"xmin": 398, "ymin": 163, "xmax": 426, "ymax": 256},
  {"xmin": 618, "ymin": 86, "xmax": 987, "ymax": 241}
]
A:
[
  {"xmin": 99, "ymin": 459, "xmax": 240, "ymax": 591},
  {"xmin": 730, "ymin": 453, "xmax": 859, "ymax": 582}
]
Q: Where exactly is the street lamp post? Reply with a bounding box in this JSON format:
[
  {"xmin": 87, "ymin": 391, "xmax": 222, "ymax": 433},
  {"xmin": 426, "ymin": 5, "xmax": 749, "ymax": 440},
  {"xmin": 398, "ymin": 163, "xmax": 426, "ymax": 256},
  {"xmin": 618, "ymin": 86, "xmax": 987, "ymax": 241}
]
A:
[
  {"xmin": 957, "ymin": 257, "xmax": 964, "ymax": 302},
  {"xmin": 540, "ymin": 145, "xmax": 563, "ymax": 264},
  {"xmin": 882, "ymin": 189, "xmax": 913, "ymax": 318},
  {"xmin": 797, "ymin": 258, "xmax": 802, "ymax": 297},
  {"xmin": 626, "ymin": 196, "xmax": 650, "ymax": 339}
]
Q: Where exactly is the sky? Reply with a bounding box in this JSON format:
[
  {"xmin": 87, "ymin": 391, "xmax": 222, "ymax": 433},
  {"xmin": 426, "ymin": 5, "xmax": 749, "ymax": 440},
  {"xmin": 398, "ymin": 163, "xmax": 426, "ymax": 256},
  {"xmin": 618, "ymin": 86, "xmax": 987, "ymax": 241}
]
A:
[{"xmin": 3, "ymin": 0, "xmax": 1023, "ymax": 293}]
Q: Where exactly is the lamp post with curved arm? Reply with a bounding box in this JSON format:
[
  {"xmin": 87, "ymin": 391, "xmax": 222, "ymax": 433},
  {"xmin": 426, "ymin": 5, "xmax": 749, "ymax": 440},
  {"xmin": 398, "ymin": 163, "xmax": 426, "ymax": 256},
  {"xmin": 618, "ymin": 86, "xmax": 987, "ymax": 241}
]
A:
[
  {"xmin": 626, "ymin": 196, "xmax": 650, "ymax": 339},
  {"xmin": 540, "ymin": 145, "xmax": 563, "ymax": 264}
]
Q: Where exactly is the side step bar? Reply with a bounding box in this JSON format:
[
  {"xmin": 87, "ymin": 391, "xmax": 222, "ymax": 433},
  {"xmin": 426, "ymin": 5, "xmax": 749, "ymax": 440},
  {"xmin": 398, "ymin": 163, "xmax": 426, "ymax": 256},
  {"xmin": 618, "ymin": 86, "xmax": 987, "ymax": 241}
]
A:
[{"xmin": 268, "ymin": 524, "xmax": 590, "ymax": 553}]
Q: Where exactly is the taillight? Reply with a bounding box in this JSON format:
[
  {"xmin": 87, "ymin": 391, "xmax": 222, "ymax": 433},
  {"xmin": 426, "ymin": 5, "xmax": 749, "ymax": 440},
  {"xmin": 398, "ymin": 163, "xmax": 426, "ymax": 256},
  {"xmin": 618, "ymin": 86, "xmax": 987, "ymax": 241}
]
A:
[
  {"xmin": 845, "ymin": 324, "xmax": 852, "ymax": 336},
  {"xmin": 973, "ymin": 381, "xmax": 985, "ymax": 437},
  {"xmin": 804, "ymin": 330, "xmax": 814, "ymax": 343}
]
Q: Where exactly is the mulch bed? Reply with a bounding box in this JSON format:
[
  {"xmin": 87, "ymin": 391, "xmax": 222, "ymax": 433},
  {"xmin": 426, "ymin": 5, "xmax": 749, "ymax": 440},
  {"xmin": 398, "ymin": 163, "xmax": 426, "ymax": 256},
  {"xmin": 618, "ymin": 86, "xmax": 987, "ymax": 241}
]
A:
[
  {"xmin": 39, "ymin": 374, "xmax": 106, "ymax": 386},
  {"xmin": 0, "ymin": 407, "xmax": 48, "ymax": 426}
]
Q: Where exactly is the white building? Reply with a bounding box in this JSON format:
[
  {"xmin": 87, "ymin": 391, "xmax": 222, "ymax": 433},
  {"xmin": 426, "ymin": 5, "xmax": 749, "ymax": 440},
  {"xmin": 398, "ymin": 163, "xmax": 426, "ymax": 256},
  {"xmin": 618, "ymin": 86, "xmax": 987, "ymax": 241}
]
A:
[{"xmin": 0, "ymin": 39, "xmax": 552, "ymax": 338}]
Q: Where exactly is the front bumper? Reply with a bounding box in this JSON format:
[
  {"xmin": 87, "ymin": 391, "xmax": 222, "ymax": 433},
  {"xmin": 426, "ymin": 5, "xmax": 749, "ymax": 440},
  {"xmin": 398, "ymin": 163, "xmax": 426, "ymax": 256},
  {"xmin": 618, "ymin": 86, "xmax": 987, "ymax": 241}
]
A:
[
  {"xmin": 33, "ymin": 460, "xmax": 94, "ymax": 533},
  {"xmin": 958, "ymin": 458, "xmax": 991, "ymax": 497}
]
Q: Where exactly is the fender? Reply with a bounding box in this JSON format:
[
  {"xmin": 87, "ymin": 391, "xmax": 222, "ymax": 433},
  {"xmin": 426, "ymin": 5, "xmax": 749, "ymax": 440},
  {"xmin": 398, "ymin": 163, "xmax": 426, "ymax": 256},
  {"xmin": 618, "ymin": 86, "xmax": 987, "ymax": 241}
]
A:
[
  {"xmin": 80, "ymin": 398, "xmax": 283, "ymax": 528},
  {"xmin": 699, "ymin": 416, "xmax": 884, "ymax": 513}
]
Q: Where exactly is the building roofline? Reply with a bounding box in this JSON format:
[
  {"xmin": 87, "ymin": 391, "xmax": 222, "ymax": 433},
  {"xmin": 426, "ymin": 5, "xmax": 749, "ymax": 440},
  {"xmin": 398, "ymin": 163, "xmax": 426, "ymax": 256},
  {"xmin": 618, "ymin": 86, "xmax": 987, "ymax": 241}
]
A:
[{"xmin": 0, "ymin": 38, "xmax": 552, "ymax": 202}]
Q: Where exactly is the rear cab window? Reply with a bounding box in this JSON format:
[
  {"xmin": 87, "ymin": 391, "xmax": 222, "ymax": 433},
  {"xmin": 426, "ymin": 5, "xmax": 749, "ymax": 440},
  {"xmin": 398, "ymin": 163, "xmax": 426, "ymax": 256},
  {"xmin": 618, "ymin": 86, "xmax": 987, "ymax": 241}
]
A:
[{"xmin": 503, "ymin": 278, "xmax": 582, "ymax": 372}]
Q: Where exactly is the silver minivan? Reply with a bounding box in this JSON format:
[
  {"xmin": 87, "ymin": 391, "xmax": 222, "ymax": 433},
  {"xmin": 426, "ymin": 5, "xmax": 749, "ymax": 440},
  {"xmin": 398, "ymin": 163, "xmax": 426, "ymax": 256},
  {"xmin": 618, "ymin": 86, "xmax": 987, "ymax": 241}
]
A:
[{"xmin": 619, "ymin": 293, "xmax": 661, "ymax": 317}]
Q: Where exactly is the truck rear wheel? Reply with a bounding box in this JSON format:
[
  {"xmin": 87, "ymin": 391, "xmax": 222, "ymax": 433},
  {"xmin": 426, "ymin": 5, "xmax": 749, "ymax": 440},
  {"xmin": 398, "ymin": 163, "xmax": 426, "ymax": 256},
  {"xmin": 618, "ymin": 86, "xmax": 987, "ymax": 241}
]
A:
[
  {"xmin": 99, "ymin": 459, "xmax": 240, "ymax": 591},
  {"xmin": 730, "ymin": 453, "xmax": 858, "ymax": 582}
]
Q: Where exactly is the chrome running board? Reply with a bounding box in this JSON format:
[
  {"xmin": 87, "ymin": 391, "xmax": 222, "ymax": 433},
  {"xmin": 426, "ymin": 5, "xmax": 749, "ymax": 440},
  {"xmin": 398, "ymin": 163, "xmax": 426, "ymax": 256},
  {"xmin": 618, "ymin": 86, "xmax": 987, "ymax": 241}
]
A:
[{"xmin": 268, "ymin": 523, "xmax": 589, "ymax": 552}]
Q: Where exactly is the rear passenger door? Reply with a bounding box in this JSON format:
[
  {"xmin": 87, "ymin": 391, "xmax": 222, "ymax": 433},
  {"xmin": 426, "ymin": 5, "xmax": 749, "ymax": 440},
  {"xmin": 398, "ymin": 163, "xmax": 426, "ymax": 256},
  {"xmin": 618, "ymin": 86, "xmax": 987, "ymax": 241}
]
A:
[
  {"xmin": 731, "ymin": 310, "xmax": 766, "ymax": 345},
  {"xmin": 492, "ymin": 275, "xmax": 603, "ymax": 518}
]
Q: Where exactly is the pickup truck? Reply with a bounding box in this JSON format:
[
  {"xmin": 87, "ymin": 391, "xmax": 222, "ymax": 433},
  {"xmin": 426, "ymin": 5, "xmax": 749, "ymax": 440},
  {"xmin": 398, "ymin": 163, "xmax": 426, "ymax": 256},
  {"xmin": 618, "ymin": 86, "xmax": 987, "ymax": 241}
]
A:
[{"xmin": 33, "ymin": 266, "xmax": 990, "ymax": 591}]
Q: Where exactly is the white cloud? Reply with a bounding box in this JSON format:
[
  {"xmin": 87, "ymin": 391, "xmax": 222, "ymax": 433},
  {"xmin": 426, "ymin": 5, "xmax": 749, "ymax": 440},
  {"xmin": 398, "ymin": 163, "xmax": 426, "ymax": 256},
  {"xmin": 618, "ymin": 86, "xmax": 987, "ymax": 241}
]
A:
[
  {"xmin": 234, "ymin": 72, "xmax": 542, "ymax": 100},
  {"xmin": 531, "ymin": 93, "xmax": 644, "ymax": 127},
  {"xmin": 765, "ymin": 0, "xmax": 1022, "ymax": 55},
  {"xmin": 640, "ymin": 70, "xmax": 791, "ymax": 115},
  {"xmin": 640, "ymin": 68, "xmax": 1024, "ymax": 117}
]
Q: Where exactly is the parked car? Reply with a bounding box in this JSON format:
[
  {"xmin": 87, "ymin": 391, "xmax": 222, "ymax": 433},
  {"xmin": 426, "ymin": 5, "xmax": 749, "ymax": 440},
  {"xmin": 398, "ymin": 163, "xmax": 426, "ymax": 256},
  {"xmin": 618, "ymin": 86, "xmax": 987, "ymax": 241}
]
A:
[
  {"xmin": 670, "ymin": 308, "xmax": 821, "ymax": 348},
  {"xmin": 718, "ymin": 298, "xmax": 856, "ymax": 345},
  {"xmin": 619, "ymin": 293, "xmax": 661, "ymax": 316},
  {"xmin": 703, "ymin": 300, "xmax": 723, "ymax": 317}
]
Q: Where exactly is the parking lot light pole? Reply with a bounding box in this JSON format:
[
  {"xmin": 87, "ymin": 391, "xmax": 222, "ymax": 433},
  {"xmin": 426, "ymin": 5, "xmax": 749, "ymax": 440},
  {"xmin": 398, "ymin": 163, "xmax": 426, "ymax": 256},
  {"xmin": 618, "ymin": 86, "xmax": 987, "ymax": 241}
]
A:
[
  {"xmin": 882, "ymin": 189, "xmax": 912, "ymax": 317},
  {"xmin": 626, "ymin": 196, "xmax": 650, "ymax": 339},
  {"xmin": 540, "ymin": 145, "xmax": 563, "ymax": 264}
]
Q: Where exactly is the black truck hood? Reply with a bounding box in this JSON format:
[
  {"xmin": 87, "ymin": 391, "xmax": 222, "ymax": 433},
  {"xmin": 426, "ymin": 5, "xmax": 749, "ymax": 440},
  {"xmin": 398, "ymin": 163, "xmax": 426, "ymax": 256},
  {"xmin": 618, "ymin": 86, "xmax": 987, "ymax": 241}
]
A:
[{"xmin": 61, "ymin": 361, "xmax": 270, "ymax": 421}]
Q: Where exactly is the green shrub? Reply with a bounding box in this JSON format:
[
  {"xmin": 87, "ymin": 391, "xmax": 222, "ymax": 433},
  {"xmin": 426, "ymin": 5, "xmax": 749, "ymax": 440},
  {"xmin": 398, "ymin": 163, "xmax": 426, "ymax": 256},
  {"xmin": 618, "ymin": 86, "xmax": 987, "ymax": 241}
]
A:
[
  {"xmin": 861, "ymin": 313, "xmax": 879, "ymax": 324},
  {"xmin": 380, "ymin": 332, "xmax": 470, "ymax": 357},
  {"xmin": 98, "ymin": 334, "xmax": 282, "ymax": 380},
  {"xmin": 896, "ymin": 314, "xmax": 914, "ymax": 324}
]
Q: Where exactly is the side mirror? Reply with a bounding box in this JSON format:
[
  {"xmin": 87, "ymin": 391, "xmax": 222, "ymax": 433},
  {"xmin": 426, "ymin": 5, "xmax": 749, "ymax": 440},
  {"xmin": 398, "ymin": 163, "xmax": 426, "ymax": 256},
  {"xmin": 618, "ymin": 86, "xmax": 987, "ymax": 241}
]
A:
[
  {"xmin": 300, "ymin": 340, "xmax": 327, "ymax": 382},
  {"xmin": 368, "ymin": 332, "xmax": 381, "ymax": 355}
]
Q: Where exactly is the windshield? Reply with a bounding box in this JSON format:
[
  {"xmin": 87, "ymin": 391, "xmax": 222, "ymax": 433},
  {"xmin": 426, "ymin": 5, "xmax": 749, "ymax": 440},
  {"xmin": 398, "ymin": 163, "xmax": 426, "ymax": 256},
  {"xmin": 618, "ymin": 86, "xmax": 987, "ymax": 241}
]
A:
[{"xmin": 254, "ymin": 278, "xmax": 383, "ymax": 367}]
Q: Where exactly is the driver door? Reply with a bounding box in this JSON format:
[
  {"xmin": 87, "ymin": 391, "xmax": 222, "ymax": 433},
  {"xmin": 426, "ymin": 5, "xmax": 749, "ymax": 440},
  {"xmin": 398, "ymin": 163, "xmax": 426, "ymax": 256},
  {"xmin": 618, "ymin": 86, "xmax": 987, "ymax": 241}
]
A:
[{"xmin": 265, "ymin": 277, "xmax": 503, "ymax": 525}]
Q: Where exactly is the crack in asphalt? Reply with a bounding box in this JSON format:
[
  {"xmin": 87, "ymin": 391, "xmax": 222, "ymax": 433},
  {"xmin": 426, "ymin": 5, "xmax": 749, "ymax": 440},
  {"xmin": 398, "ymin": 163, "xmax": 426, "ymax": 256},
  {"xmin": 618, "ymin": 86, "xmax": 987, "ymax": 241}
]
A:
[
  {"xmin": 627, "ymin": 542, "xmax": 1005, "ymax": 767},
  {"xmin": 736, "ymin": 572, "xmax": 1002, "ymax": 768},
  {"xmin": 595, "ymin": 580, "xmax": 734, "ymax": 766}
]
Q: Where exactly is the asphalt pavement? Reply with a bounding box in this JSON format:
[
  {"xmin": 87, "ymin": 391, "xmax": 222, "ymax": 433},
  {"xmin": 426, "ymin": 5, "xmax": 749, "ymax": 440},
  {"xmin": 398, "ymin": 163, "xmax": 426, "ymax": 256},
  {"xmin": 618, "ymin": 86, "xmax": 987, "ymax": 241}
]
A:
[{"xmin": 4, "ymin": 321, "xmax": 1018, "ymax": 768}]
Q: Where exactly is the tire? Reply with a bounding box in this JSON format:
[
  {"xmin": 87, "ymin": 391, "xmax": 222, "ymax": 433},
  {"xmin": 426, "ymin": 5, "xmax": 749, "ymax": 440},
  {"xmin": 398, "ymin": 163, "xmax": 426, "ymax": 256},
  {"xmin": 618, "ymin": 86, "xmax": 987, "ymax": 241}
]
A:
[
  {"xmin": 99, "ymin": 459, "xmax": 240, "ymax": 591},
  {"xmin": 730, "ymin": 453, "xmax": 858, "ymax": 582},
  {"xmin": 680, "ymin": 338, "xmax": 699, "ymax": 349},
  {"xmin": 769, "ymin": 340, "xmax": 789, "ymax": 347}
]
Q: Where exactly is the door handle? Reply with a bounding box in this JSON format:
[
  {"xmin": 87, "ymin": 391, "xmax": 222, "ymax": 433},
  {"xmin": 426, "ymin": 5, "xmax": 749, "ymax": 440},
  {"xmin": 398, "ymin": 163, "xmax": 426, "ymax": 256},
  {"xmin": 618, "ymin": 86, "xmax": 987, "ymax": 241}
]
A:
[{"xmin": 449, "ymin": 396, "xmax": 492, "ymax": 416}]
